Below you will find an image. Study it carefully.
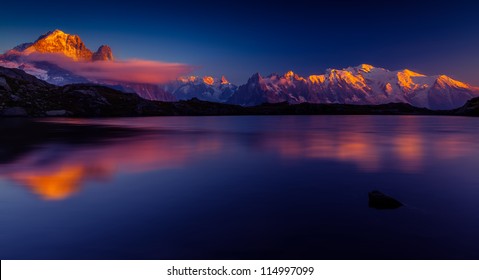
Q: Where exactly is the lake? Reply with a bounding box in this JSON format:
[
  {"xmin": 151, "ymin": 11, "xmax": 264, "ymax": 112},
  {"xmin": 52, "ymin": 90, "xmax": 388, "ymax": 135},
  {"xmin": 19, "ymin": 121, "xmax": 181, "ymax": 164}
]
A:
[{"xmin": 1, "ymin": 115, "xmax": 479, "ymax": 259}]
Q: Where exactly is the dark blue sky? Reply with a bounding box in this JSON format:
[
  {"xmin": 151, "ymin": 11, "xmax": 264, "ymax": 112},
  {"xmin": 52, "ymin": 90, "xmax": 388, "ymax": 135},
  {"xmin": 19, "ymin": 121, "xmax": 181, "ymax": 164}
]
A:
[{"xmin": 1, "ymin": 0, "xmax": 479, "ymax": 85}]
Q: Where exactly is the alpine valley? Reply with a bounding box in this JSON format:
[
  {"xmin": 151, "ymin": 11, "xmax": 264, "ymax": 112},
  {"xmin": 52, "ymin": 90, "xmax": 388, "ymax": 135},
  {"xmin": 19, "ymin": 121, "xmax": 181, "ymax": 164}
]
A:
[{"xmin": 1, "ymin": 29, "xmax": 479, "ymax": 110}]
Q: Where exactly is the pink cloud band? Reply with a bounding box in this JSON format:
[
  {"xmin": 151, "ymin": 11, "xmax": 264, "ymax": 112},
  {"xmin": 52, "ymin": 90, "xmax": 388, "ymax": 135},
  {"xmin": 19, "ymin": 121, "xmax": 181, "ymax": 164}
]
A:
[{"xmin": 24, "ymin": 53, "xmax": 193, "ymax": 84}]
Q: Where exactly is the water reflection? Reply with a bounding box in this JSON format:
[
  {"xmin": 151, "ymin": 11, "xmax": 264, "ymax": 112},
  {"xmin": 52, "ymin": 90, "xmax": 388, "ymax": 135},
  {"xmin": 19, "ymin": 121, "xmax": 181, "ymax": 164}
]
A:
[
  {"xmin": 0, "ymin": 116, "xmax": 477, "ymax": 200},
  {"xmin": 10, "ymin": 164, "xmax": 109, "ymax": 200},
  {"xmin": 257, "ymin": 131, "xmax": 383, "ymax": 172},
  {"xmin": 253, "ymin": 117, "xmax": 477, "ymax": 173},
  {"xmin": 0, "ymin": 125, "xmax": 225, "ymax": 200}
]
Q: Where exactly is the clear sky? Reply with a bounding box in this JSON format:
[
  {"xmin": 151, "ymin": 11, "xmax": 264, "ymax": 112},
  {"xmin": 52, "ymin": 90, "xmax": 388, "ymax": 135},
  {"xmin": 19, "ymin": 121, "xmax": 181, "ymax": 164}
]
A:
[{"xmin": 1, "ymin": 0, "xmax": 478, "ymax": 85}]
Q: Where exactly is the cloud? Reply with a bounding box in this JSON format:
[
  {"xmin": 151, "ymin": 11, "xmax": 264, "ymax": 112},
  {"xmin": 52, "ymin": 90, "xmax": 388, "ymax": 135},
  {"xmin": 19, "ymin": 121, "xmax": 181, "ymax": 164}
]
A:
[{"xmin": 24, "ymin": 53, "xmax": 193, "ymax": 84}]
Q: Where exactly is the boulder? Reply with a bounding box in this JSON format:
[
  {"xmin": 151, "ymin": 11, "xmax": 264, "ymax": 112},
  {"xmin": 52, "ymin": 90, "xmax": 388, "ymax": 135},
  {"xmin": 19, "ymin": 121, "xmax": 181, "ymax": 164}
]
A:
[{"xmin": 368, "ymin": 190, "xmax": 403, "ymax": 210}]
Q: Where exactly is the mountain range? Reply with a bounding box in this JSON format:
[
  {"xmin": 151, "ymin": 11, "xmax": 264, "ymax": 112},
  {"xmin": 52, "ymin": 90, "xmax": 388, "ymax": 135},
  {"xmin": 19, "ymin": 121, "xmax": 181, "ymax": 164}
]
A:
[
  {"xmin": 231, "ymin": 66, "xmax": 479, "ymax": 110},
  {"xmin": 1, "ymin": 30, "xmax": 478, "ymax": 110},
  {"xmin": 163, "ymin": 75, "xmax": 237, "ymax": 102},
  {"xmin": 2, "ymin": 65, "xmax": 479, "ymax": 117}
]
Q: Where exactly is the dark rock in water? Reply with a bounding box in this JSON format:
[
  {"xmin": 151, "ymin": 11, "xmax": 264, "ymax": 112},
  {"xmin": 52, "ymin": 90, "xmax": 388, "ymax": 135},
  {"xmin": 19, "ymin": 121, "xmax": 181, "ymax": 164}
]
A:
[{"xmin": 368, "ymin": 190, "xmax": 403, "ymax": 210}]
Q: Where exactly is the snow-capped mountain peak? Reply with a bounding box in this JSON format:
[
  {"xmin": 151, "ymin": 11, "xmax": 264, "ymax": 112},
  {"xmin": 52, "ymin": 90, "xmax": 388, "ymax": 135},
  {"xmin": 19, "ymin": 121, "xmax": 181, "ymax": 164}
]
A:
[
  {"xmin": 355, "ymin": 63, "xmax": 375, "ymax": 73},
  {"xmin": 0, "ymin": 29, "xmax": 477, "ymax": 110},
  {"xmin": 284, "ymin": 70, "xmax": 295, "ymax": 79},
  {"xmin": 434, "ymin": 75, "xmax": 469, "ymax": 89},
  {"xmin": 228, "ymin": 65, "xmax": 479, "ymax": 109},
  {"xmin": 162, "ymin": 75, "xmax": 238, "ymax": 102},
  {"xmin": 5, "ymin": 29, "xmax": 112, "ymax": 62},
  {"xmin": 221, "ymin": 75, "xmax": 230, "ymax": 85},
  {"xmin": 202, "ymin": 76, "xmax": 215, "ymax": 85},
  {"xmin": 401, "ymin": 68, "xmax": 425, "ymax": 77}
]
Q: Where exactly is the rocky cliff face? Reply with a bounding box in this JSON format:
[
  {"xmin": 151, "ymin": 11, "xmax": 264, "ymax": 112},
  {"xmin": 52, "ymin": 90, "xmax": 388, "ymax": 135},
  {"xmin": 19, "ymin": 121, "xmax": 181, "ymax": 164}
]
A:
[
  {"xmin": 5, "ymin": 29, "xmax": 112, "ymax": 62},
  {"xmin": 92, "ymin": 45, "xmax": 114, "ymax": 61}
]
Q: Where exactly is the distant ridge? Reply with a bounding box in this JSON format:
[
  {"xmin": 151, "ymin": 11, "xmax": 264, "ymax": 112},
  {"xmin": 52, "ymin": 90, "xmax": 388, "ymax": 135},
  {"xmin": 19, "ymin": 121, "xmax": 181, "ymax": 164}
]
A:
[
  {"xmin": 1, "ymin": 30, "xmax": 478, "ymax": 110},
  {"xmin": 4, "ymin": 66, "xmax": 479, "ymax": 118},
  {"xmin": 229, "ymin": 64, "xmax": 479, "ymax": 110}
]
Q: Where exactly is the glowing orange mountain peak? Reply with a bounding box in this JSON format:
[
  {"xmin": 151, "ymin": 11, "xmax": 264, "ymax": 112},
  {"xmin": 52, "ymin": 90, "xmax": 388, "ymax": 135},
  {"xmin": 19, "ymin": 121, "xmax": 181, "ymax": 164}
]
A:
[
  {"xmin": 284, "ymin": 70, "xmax": 295, "ymax": 79},
  {"xmin": 221, "ymin": 75, "xmax": 229, "ymax": 84},
  {"xmin": 402, "ymin": 69, "xmax": 425, "ymax": 77},
  {"xmin": 436, "ymin": 75, "xmax": 469, "ymax": 89},
  {"xmin": 178, "ymin": 76, "xmax": 198, "ymax": 83},
  {"xmin": 17, "ymin": 29, "xmax": 113, "ymax": 62},
  {"xmin": 203, "ymin": 76, "xmax": 215, "ymax": 85},
  {"xmin": 358, "ymin": 64, "xmax": 375, "ymax": 72}
]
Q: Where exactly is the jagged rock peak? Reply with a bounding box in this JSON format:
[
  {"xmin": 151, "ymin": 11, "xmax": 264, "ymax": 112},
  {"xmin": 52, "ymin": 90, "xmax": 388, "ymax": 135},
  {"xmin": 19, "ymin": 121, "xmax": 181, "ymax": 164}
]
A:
[
  {"xmin": 250, "ymin": 72, "xmax": 263, "ymax": 82},
  {"xmin": 9, "ymin": 29, "xmax": 113, "ymax": 62},
  {"xmin": 93, "ymin": 45, "xmax": 114, "ymax": 61},
  {"xmin": 26, "ymin": 29, "xmax": 92, "ymax": 61}
]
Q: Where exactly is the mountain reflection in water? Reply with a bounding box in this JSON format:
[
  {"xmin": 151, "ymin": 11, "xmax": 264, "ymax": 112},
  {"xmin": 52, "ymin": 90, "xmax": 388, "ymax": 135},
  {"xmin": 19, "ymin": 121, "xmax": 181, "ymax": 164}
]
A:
[
  {"xmin": 0, "ymin": 117, "xmax": 473, "ymax": 200},
  {"xmin": 0, "ymin": 121, "xmax": 224, "ymax": 200},
  {"xmin": 0, "ymin": 116, "xmax": 475, "ymax": 201},
  {"xmin": 2, "ymin": 116, "xmax": 479, "ymax": 260}
]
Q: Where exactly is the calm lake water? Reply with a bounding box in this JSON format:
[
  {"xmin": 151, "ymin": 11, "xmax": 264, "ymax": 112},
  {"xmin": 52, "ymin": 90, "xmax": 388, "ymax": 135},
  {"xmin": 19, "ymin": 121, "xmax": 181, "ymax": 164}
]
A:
[{"xmin": 1, "ymin": 115, "xmax": 479, "ymax": 259}]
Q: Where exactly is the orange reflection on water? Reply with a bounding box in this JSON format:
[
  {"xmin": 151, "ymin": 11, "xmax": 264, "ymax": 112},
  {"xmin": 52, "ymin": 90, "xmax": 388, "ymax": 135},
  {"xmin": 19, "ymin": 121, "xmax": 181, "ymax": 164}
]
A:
[
  {"xmin": 2, "ymin": 116, "xmax": 477, "ymax": 201},
  {"xmin": 393, "ymin": 134, "xmax": 424, "ymax": 172},
  {"xmin": 257, "ymin": 121, "xmax": 474, "ymax": 173},
  {"xmin": 11, "ymin": 165, "xmax": 112, "ymax": 200},
  {"xmin": 2, "ymin": 134, "xmax": 224, "ymax": 201},
  {"xmin": 335, "ymin": 133, "xmax": 381, "ymax": 172},
  {"xmin": 259, "ymin": 131, "xmax": 381, "ymax": 172}
]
